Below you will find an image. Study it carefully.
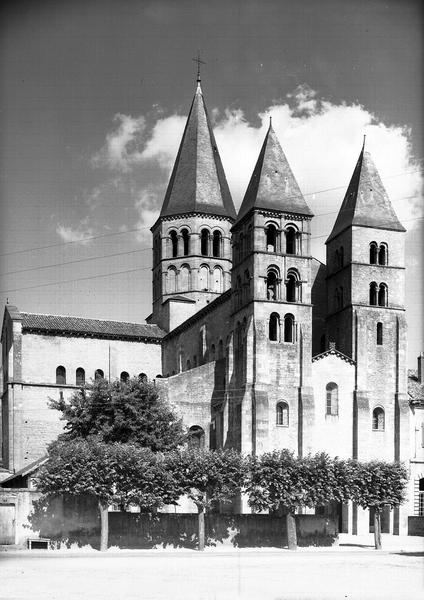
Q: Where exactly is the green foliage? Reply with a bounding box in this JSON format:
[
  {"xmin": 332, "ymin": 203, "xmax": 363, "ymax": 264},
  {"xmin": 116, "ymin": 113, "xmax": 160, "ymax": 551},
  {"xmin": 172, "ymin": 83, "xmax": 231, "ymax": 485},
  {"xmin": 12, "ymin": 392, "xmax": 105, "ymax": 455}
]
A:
[
  {"xmin": 166, "ymin": 449, "xmax": 246, "ymax": 511},
  {"xmin": 50, "ymin": 377, "xmax": 185, "ymax": 451},
  {"xmin": 347, "ymin": 459, "xmax": 408, "ymax": 512}
]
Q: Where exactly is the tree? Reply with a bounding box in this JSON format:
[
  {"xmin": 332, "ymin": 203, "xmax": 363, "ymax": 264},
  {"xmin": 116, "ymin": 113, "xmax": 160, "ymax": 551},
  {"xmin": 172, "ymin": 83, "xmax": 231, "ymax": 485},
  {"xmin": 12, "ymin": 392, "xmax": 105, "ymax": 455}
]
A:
[
  {"xmin": 347, "ymin": 460, "xmax": 408, "ymax": 550},
  {"xmin": 50, "ymin": 377, "xmax": 185, "ymax": 451},
  {"xmin": 246, "ymin": 451, "xmax": 340, "ymax": 550},
  {"xmin": 167, "ymin": 449, "xmax": 246, "ymax": 551}
]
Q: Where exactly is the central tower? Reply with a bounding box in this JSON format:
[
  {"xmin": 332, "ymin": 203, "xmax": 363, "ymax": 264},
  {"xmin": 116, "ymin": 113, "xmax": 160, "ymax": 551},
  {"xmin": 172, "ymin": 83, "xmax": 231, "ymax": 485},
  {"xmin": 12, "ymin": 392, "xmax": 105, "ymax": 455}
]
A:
[{"xmin": 149, "ymin": 79, "xmax": 236, "ymax": 331}]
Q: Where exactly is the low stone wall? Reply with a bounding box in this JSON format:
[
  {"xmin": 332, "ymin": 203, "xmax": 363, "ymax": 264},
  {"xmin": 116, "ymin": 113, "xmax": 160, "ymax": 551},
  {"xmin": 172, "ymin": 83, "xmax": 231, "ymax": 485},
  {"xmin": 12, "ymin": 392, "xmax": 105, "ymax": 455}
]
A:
[{"xmin": 408, "ymin": 516, "xmax": 424, "ymax": 536}]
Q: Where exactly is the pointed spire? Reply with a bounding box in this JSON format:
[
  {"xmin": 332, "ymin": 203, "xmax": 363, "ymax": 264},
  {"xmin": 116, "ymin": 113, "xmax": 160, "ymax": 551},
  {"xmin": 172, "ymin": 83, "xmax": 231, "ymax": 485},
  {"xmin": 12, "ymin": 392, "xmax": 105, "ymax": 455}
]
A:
[
  {"xmin": 326, "ymin": 145, "xmax": 405, "ymax": 243},
  {"xmin": 159, "ymin": 83, "xmax": 236, "ymax": 220},
  {"xmin": 236, "ymin": 124, "xmax": 313, "ymax": 222}
]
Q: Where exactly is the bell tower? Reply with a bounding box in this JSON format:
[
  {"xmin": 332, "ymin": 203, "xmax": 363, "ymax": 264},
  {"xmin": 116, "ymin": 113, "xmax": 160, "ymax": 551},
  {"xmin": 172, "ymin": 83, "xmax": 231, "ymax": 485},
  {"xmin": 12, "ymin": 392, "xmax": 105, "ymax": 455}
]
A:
[{"xmin": 149, "ymin": 78, "xmax": 236, "ymax": 332}]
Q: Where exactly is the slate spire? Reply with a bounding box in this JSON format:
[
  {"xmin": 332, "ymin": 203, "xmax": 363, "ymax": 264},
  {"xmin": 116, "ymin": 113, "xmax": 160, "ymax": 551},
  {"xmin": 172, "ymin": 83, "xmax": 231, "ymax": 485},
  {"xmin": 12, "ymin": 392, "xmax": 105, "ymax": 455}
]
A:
[
  {"xmin": 159, "ymin": 82, "xmax": 236, "ymax": 220},
  {"xmin": 326, "ymin": 145, "xmax": 405, "ymax": 242},
  {"xmin": 236, "ymin": 123, "xmax": 313, "ymax": 222}
]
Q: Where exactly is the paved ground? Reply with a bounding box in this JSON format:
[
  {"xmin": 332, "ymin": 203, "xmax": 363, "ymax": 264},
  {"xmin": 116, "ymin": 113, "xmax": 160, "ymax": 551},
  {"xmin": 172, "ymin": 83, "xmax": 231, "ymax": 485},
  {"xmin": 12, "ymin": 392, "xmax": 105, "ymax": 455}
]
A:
[{"xmin": 1, "ymin": 536, "xmax": 423, "ymax": 600}]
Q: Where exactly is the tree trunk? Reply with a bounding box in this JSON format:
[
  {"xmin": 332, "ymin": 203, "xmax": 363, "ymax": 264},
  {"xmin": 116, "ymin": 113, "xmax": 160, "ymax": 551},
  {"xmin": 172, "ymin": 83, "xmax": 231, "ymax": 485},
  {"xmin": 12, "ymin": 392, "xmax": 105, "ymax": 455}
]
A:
[
  {"xmin": 374, "ymin": 510, "xmax": 382, "ymax": 550},
  {"xmin": 99, "ymin": 501, "xmax": 109, "ymax": 552},
  {"xmin": 286, "ymin": 512, "xmax": 297, "ymax": 551},
  {"xmin": 198, "ymin": 507, "xmax": 205, "ymax": 551}
]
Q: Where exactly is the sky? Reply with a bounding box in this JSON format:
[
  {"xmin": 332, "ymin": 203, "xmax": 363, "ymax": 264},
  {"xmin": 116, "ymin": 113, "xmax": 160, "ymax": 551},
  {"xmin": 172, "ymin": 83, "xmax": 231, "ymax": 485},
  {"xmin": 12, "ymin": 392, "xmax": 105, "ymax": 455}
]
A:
[{"xmin": 0, "ymin": 0, "xmax": 423, "ymax": 367}]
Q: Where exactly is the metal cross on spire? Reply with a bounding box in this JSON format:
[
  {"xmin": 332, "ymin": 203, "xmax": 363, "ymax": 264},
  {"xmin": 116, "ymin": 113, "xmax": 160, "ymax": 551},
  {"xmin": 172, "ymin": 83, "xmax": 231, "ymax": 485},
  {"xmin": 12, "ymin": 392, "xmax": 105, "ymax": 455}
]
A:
[{"xmin": 192, "ymin": 51, "xmax": 206, "ymax": 83}]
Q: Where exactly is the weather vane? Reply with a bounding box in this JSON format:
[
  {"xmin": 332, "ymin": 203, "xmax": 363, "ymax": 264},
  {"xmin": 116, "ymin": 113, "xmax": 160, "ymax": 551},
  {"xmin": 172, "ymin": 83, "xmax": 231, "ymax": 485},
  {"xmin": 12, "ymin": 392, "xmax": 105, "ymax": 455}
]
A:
[{"xmin": 192, "ymin": 50, "xmax": 206, "ymax": 83}]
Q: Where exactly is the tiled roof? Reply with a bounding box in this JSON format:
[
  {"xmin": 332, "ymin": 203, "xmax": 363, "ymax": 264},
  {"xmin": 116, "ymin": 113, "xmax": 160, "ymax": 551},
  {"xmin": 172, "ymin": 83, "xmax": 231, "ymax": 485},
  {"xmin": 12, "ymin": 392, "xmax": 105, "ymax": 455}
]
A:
[
  {"xmin": 408, "ymin": 370, "xmax": 424, "ymax": 404},
  {"xmin": 236, "ymin": 124, "xmax": 313, "ymax": 222},
  {"xmin": 160, "ymin": 82, "xmax": 236, "ymax": 220},
  {"xmin": 326, "ymin": 147, "xmax": 405, "ymax": 243},
  {"xmin": 21, "ymin": 312, "xmax": 166, "ymax": 341}
]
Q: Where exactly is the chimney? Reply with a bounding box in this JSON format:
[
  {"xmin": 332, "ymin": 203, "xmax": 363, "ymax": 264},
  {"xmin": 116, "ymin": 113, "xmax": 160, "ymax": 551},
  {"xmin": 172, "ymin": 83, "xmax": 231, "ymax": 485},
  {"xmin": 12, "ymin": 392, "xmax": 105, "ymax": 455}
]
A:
[{"xmin": 418, "ymin": 353, "xmax": 424, "ymax": 384}]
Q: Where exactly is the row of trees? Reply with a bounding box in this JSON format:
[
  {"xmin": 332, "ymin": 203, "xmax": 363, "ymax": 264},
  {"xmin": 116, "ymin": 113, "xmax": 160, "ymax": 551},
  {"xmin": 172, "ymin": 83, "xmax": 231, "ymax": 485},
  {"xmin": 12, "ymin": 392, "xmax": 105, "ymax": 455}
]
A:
[{"xmin": 35, "ymin": 378, "xmax": 408, "ymax": 552}]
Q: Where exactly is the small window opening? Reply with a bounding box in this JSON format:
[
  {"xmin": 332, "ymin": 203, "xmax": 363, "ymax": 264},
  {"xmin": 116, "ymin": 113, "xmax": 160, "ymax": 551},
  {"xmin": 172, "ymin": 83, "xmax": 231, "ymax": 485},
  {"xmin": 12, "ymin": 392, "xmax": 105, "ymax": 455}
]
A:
[
  {"xmin": 269, "ymin": 312, "xmax": 280, "ymax": 342},
  {"xmin": 372, "ymin": 407, "xmax": 385, "ymax": 431},
  {"xmin": 266, "ymin": 224, "xmax": 278, "ymax": 252},
  {"xmin": 283, "ymin": 314, "xmax": 295, "ymax": 343},
  {"xmin": 181, "ymin": 229, "xmax": 190, "ymax": 256},
  {"xmin": 95, "ymin": 369, "xmax": 104, "ymax": 380},
  {"xmin": 370, "ymin": 242, "xmax": 378, "ymax": 265},
  {"xmin": 170, "ymin": 231, "xmax": 178, "ymax": 258},
  {"xmin": 285, "ymin": 227, "xmax": 296, "ymax": 254},
  {"xmin": 326, "ymin": 382, "xmax": 338, "ymax": 416},
  {"xmin": 212, "ymin": 231, "xmax": 222, "ymax": 257},
  {"xmin": 369, "ymin": 282, "xmax": 378, "ymax": 306},
  {"xmin": 376, "ymin": 322, "xmax": 383, "ymax": 345},
  {"xmin": 266, "ymin": 270, "xmax": 278, "ymax": 300},
  {"xmin": 276, "ymin": 402, "xmax": 289, "ymax": 426},
  {"xmin": 286, "ymin": 271, "xmax": 298, "ymax": 303},
  {"xmin": 378, "ymin": 283, "xmax": 387, "ymax": 307},
  {"xmin": 56, "ymin": 366, "xmax": 66, "ymax": 385},
  {"xmin": 201, "ymin": 229, "xmax": 209, "ymax": 256},
  {"xmin": 120, "ymin": 371, "xmax": 129, "ymax": 383},
  {"xmin": 378, "ymin": 244, "xmax": 387, "ymax": 266},
  {"xmin": 76, "ymin": 367, "xmax": 85, "ymax": 386}
]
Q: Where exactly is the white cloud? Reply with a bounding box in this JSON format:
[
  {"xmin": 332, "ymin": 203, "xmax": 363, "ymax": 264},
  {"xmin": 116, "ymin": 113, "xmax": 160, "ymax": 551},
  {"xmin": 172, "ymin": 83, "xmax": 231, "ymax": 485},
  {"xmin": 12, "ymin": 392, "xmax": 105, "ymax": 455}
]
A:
[
  {"xmin": 92, "ymin": 113, "xmax": 146, "ymax": 172},
  {"xmin": 134, "ymin": 188, "xmax": 161, "ymax": 242},
  {"xmin": 141, "ymin": 115, "xmax": 186, "ymax": 170},
  {"xmin": 56, "ymin": 219, "xmax": 95, "ymax": 245}
]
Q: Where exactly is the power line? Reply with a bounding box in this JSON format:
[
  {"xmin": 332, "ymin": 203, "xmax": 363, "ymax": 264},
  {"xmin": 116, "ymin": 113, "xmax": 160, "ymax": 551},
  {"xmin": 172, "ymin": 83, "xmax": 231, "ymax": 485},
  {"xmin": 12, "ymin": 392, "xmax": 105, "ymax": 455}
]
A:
[{"xmin": 0, "ymin": 166, "xmax": 422, "ymax": 259}]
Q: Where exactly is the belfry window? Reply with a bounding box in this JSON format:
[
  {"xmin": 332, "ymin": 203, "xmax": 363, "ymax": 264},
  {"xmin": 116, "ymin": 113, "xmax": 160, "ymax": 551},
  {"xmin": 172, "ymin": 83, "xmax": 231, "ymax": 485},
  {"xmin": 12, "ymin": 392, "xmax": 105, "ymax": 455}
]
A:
[
  {"xmin": 369, "ymin": 282, "xmax": 378, "ymax": 306},
  {"xmin": 212, "ymin": 231, "xmax": 222, "ymax": 257},
  {"xmin": 372, "ymin": 407, "xmax": 385, "ymax": 431},
  {"xmin": 378, "ymin": 243, "xmax": 387, "ymax": 266},
  {"xmin": 266, "ymin": 224, "xmax": 278, "ymax": 252},
  {"xmin": 181, "ymin": 229, "xmax": 190, "ymax": 256},
  {"xmin": 285, "ymin": 226, "xmax": 297, "ymax": 255},
  {"xmin": 326, "ymin": 382, "xmax": 338, "ymax": 416},
  {"xmin": 286, "ymin": 270, "xmax": 300, "ymax": 303},
  {"xmin": 283, "ymin": 314, "xmax": 295, "ymax": 343},
  {"xmin": 370, "ymin": 242, "xmax": 378, "ymax": 265},
  {"xmin": 376, "ymin": 322, "xmax": 383, "ymax": 345},
  {"xmin": 201, "ymin": 229, "xmax": 209, "ymax": 256},
  {"xmin": 56, "ymin": 366, "xmax": 66, "ymax": 385},
  {"xmin": 378, "ymin": 283, "xmax": 388, "ymax": 307},
  {"xmin": 76, "ymin": 367, "xmax": 85, "ymax": 386},
  {"xmin": 269, "ymin": 312, "xmax": 280, "ymax": 342},
  {"xmin": 276, "ymin": 402, "xmax": 289, "ymax": 426},
  {"xmin": 266, "ymin": 268, "xmax": 279, "ymax": 300},
  {"xmin": 170, "ymin": 231, "xmax": 178, "ymax": 258}
]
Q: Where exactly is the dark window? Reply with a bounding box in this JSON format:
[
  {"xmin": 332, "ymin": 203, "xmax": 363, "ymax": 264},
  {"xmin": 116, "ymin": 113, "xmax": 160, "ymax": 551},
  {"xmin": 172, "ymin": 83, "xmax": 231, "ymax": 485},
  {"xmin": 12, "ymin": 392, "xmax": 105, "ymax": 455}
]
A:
[
  {"xmin": 170, "ymin": 231, "xmax": 178, "ymax": 258},
  {"xmin": 95, "ymin": 369, "xmax": 104, "ymax": 380},
  {"xmin": 120, "ymin": 371, "xmax": 129, "ymax": 383},
  {"xmin": 201, "ymin": 229, "xmax": 209, "ymax": 256},
  {"xmin": 377, "ymin": 322, "xmax": 383, "ymax": 345},
  {"xmin": 266, "ymin": 269, "xmax": 278, "ymax": 300},
  {"xmin": 378, "ymin": 283, "xmax": 387, "ymax": 307},
  {"xmin": 286, "ymin": 270, "xmax": 299, "ymax": 302},
  {"xmin": 212, "ymin": 231, "xmax": 222, "ymax": 257},
  {"xmin": 372, "ymin": 407, "xmax": 385, "ymax": 431},
  {"xmin": 369, "ymin": 282, "xmax": 378, "ymax": 306},
  {"xmin": 76, "ymin": 367, "xmax": 85, "ymax": 386},
  {"xmin": 181, "ymin": 229, "xmax": 190, "ymax": 256},
  {"xmin": 285, "ymin": 227, "xmax": 296, "ymax": 254},
  {"xmin": 56, "ymin": 366, "xmax": 66, "ymax": 385},
  {"xmin": 283, "ymin": 314, "xmax": 295, "ymax": 343},
  {"xmin": 276, "ymin": 402, "xmax": 289, "ymax": 426},
  {"xmin": 269, "ymin": 312, "xmax": 280, "ymax": 342},
  {"xmin": 138, "ymin": 373, "xmax": 147, "ymax": 382},
  {"xmin": 266, "ymin": 224, "xmax": 278, "ymax": 252},
  {"xmin": 326, "ymin": 382, "xmax": 338, "ymax": 416},
  {"xmin": 378, "ymin": 244, "xmax": 387, "ymax": 266},
  {"xmin": 188, "ymin": 425, "xmax": 205, "ymax": 449},
  {"xmin": 370, "ymin": 242, "xmax": 378, "ymax": 264}
]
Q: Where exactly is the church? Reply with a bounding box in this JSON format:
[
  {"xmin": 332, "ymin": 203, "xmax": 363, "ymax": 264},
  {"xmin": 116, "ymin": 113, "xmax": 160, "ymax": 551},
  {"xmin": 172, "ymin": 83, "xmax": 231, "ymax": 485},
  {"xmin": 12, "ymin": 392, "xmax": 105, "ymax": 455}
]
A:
[{"xmin": 1, "ymin": 76, "xmax": 424, "ymax": 539}]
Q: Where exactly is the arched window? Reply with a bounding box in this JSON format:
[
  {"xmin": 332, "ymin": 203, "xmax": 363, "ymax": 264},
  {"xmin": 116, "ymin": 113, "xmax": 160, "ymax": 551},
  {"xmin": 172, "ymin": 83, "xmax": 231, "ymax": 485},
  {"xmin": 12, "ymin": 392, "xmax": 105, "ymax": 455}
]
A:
[
  {"xmin": 266, "ymin": 268, "xmax": 279, "ymax": 300},
  {"xmin": 369, "ymin": 282, "xmax": 378, "ymax": 306},
  {"xmin": 376, "ymin": 322, "xmax": 383, "ymax": 345},
  {"xmin": 372, "ymin": 407, "xmax": 385, "ymax": 431},
  {"xmin": 76, "ymin": 367, "xmax": 85, "ymax": 386},
  {"xmin": 326, "ymin": 382, "xmax": 338, "ymax": 416},
  {"xmin": 276, "ymin": 402, "xmax": 289, "ymax": 426},
  {"xmin": 188, "ymin": 425, "xmax": 205, "ymax": 449},
  {"xmin": 213, "ymin": 266, "xmax": 223, "ymax": 293},
  {"xmin": 212, "ymin": 231, "xmax": 222, "ymax": 257},
  {"xmin": 167, "ymin": 267, "xmax": 177, "ymax": 293},
  {"xmin": 378, "ymin": 283, "xmax": 388, "ymax": 307},
  {"xmin": 170, "ymin": 230, "xmax": 178, "ymax": 258},
  {"xmin": 120, "ymin": 371, "xmax": 129, "ymax": 383},
  {"xmin": 179, "ymin": 265, "xmax": 190, "ymax": 291},
  {"xmin": 138, "ymin": 373, "xmax": 147, "ymax": 382},
  {"xmin": 201, "ymin": 229, "xmax": 209, "ymax": 256},
  {"xmin": 199, "ymin": 265, "xmax": 209, "ymax": 291},
  {"xmin": 269, "ymin": 312, "xmax": 280, "ymax": 342},
  {"xmin": 181, "ymin": 228, "xmax": 190, "ymax": 256},
  {"xmin": 286, "ymin": 269, "xmax": 299, "ymax": 302},
  {"xmin": 285, "ymin": 226, "xmax": 297, "ymax": 254},
  {"xmin": 95, "ymin": 369, "xmax": 104, "ymax": 380},
  {"xmin": 370, "ymin": 242, "xmax": 378, "ymax": 265},
  {"xmin": 266, "ymin": 223, "xmax": 278, "ymax": 252},
  {"xmin": 283, "ymin": 314, "xmax": 295, "ymax": 343},
  {"xmin": 378, "ymin": 243, "xmax": 387, "ymax": 266},
  {"xmin": 56, "ymin": 366, "xmax": 66, "ymax": 385}
]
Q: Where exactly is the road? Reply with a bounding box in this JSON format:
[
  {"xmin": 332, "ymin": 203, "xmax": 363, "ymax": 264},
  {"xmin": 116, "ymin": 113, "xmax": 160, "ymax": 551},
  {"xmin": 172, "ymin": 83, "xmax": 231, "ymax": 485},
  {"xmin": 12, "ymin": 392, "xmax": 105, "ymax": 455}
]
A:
[{"xmin": 0, "ymin": 547, "xmax": 423, "ymax": 600}]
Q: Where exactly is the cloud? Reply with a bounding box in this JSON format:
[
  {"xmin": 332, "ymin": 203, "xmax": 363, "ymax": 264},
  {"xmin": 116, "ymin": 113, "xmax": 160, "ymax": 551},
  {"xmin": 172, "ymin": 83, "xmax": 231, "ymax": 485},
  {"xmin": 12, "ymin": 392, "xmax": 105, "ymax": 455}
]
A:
[
  {"xmin": 134, "ymin": 188, "xmax": 161, "ymax": 242},
  {"xmin": 92, "ymin": 113, "xmax": 146, "ymax": 172},
  {"xmin": 56, "ymin": 219, "xmax": 95, "ymax": 245}
]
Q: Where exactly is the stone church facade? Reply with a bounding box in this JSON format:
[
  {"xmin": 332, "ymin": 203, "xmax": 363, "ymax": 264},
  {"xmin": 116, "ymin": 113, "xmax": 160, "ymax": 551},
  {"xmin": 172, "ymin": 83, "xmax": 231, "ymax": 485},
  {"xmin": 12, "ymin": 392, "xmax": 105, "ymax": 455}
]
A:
[{"xmin": 2, "ymin": 79, "xmax": 424, "ymax": 536}]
